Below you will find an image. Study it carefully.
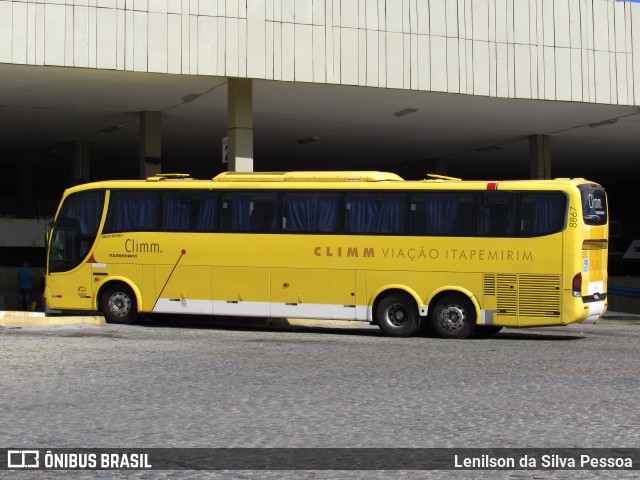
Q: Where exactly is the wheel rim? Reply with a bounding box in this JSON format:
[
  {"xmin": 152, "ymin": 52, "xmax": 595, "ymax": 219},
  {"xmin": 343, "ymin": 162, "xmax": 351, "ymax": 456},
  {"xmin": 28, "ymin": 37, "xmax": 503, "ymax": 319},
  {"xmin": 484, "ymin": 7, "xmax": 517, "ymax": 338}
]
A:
[
  {"xmin": 108, "ymin": 291, "xmax": 131, "ymax": 318},
  {"xmin": 384, "ymin": 303, "xmax": 410, "ymax": 328},
  {"xmin": 437, "ymin": 304, "xmax": 467, "ymax": 333}
]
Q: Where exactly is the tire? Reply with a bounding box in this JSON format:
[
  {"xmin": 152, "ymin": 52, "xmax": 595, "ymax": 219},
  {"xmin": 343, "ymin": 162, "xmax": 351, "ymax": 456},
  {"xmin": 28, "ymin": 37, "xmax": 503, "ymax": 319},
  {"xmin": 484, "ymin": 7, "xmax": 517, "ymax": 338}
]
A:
[
  {"xmin": 376, "ymin": 293, "xmax": 420, "ymax": 337},
  {"xmin": 474, "ymin": 325, "xmax": 503, "ymax": 338},
  {"xmin": 100, "ymin": 283, "xmax": 138, "ymax": 324},
  {"xmin": 430, "ymin": 294, "xmax": 476, "ymax": 339}
]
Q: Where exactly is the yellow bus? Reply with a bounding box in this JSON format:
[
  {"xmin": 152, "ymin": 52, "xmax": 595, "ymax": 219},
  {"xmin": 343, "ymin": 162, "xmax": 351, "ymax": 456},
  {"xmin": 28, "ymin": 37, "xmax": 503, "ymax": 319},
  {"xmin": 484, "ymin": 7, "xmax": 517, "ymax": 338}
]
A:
[{"xmin": 44, "ymin": 171, "xmax": 608, "ymax": 339}]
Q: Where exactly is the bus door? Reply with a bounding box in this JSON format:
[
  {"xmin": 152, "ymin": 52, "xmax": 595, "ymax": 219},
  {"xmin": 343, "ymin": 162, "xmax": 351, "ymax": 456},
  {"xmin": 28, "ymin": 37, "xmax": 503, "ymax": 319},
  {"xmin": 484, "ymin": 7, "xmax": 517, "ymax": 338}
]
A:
[
  {"xmin": 47, "ymin": 217, "xmax": 94, "ymax": 310},
  {"xmin": 46, "ymin": 190, "xmax": 105, "ymax": 311}
]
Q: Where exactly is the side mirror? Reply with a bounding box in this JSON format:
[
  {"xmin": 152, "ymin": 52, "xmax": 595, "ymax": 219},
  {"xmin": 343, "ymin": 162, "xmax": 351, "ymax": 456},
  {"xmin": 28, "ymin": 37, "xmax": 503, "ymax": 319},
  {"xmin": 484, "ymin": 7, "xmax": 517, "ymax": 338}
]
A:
[{"xmin": 44, "ymin": 219, "xmax": 55, "ymax": 246}]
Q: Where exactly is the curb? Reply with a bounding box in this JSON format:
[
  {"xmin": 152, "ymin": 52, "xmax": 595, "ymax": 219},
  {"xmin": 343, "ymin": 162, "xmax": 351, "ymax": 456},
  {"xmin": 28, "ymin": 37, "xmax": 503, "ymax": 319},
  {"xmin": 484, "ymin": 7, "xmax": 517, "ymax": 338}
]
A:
[
  {"xmin": 277, "ymin": 318, "xmax": 370, "ymax": 329},
  {"xmin": 0, "ymin": 311, "xmax": 106, "ymax": 326},
  {"xmin": 601, "ymin": 310, "xmax": 640, "ymax": 322},
  {"xmin": 601, "ymin": 315, "xmax": 640, "ymax": 322}
]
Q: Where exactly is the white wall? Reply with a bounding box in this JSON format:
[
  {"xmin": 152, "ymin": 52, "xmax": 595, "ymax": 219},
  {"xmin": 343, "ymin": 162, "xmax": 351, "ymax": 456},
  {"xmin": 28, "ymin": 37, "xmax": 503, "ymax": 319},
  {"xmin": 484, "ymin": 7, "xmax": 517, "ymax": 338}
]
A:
[
  {"xmin": 0, "ymin": 0, "xmax": 639, "ymax": 105},
  {"xmin": 0, "ymin": 219, "xmax": 48, "ymax": 247}
]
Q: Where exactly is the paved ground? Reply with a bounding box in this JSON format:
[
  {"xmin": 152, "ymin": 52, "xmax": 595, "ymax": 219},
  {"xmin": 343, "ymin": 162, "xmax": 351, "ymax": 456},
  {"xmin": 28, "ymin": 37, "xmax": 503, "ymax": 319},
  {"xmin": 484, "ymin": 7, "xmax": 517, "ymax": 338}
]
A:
[{"xmin": 1, "ymin": 316, "xmax": 639, "ymax": 479}]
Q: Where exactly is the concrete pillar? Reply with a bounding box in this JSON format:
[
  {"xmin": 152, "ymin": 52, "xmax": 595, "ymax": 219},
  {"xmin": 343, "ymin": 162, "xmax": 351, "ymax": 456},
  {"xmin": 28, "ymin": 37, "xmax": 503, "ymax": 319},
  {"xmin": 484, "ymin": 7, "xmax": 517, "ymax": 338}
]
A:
[
  {"xmin": 529, "ymin": 134, "xmax": 551, "ymax": 179},
  {"xmin": 227, "ymin": 78, "xmax": 254, "ymax": 172},
  {"xmin": 18, "ymin": 162, "xmax": 34, "ymax": 218},
  {"xmin": 139, "ymin": 111, "xmax": 162, "ymax": 178},
  {"xmin": 73, "ymin": 140, "xmax": 90, "ymax": 184}
]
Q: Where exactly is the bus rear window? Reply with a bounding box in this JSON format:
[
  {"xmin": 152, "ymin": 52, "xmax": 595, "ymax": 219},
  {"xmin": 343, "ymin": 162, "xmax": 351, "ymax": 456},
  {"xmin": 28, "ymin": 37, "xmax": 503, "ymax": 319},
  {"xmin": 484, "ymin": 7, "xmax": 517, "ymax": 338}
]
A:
[{"xmin": 579, "ymin": 185, "xmax": 607, "ymax": 226}]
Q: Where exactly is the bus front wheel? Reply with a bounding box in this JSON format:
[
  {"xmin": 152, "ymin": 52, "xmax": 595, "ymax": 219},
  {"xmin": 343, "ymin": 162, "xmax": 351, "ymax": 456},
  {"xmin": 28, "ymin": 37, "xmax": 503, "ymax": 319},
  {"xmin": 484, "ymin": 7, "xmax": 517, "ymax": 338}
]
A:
[
  {"xmin": 376, "ymin": 293, "xmax": 419, "ymax": 337},
  {"xmin": 100, "ymin": 283, "xmax": 138, "ymax": 324},
  {"xmin": 431, "ymin": 294, "xmax": 476, "ymax": 339}
]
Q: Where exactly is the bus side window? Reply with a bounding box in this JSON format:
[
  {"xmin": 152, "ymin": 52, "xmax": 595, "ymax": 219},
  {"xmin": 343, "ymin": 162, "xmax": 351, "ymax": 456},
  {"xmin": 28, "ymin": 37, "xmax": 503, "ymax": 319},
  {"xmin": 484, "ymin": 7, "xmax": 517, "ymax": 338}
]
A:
[
  {"xmin": 105, "ymin": 191, "xmax": 161, "ymax": 233},
  {"xmin": 222, "ymin": 195, "xmax": 250, "ymax": 231},
  {"xmin": 477, "ymin": 192, "xmax": 517, "ymax": 237},
  {"xmin": 163, "ymin": 192, "xmax": 192, "ymax": 231},
  {"xmin": 520, "ymin": 192, "xmax": 566, "ymax": 236},
  {"xmin": 410, "ymin": 193, "xmax": 473, "ymax": 236},
  {"xmin": 283, "ymin": 192, "xmax": 340, "ymax": 233},
  {"xmin": 249, "ymin": 198, "xmax": 278, "ymax": 232},
  {"xmin": 222, "ymin": 192, "xmax": 277, "ymax": 232},
  {"xmin": 409, "ymin": 201, "xmax": 427, "ymax": 234},
  {"xmin": 345, "ymin": 193, "xmax": 406, "ymax": 234},
  {"xmin": 194, "ymin": 192, "xmax": 218, "ymax": 232}
]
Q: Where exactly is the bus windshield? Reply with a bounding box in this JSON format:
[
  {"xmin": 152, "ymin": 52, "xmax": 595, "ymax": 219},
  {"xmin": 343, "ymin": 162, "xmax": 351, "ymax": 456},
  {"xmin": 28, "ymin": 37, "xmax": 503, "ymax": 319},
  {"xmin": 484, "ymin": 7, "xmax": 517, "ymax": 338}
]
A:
[
  {"xmin": 580, "ymin": 184, "xmax": 607, "ymax": 226},
  {"xmin": 49, "ymin": 190, "xmax": 104, "ymax": 273}
]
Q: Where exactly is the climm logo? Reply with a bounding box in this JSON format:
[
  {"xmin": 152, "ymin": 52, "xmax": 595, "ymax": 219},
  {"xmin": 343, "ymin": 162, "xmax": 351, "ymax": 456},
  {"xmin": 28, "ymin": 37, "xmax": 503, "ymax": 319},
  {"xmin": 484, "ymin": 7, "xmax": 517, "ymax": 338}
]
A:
[
  {"xmin": 588, "ymin": 194, "xmax": 603, "ymax": 210},
  {"xmin": 125, "ymin": 238, "xmax": 162, "ymax": 253},
  {"xmin": 314, "ymin": 246, "xmax": 375, "ymax": 257}
]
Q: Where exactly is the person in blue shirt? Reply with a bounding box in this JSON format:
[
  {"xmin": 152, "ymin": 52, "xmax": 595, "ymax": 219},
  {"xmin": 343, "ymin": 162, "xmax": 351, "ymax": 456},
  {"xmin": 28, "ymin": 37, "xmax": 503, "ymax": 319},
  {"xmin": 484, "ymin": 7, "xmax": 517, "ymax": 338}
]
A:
[{"xmin": 17, "ymin": 261, "xmax": 34, "ymax": 311}]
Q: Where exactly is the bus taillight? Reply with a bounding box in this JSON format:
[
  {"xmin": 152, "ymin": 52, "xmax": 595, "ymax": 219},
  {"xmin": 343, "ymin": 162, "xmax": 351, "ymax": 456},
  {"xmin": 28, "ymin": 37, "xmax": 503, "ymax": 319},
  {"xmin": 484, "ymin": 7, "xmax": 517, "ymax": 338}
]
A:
[{"xmin": 572, "ymin": 272, "xmax": 582, "ymax": 297}]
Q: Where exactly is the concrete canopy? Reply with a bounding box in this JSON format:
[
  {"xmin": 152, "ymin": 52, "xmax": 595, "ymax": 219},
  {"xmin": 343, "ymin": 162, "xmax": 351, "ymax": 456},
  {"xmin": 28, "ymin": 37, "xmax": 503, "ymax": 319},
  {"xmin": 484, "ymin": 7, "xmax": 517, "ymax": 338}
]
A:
[{"xmin": 1, "ymin": 63, "xmax": 639, "ymax": 197}]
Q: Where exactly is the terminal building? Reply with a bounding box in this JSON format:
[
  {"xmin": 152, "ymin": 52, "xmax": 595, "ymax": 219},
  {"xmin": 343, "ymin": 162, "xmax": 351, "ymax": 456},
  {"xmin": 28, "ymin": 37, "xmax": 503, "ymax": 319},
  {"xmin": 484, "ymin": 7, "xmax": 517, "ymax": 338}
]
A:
[{"xmin": 0, "ymin": 0, "xmax": 639, "ymax": 310}]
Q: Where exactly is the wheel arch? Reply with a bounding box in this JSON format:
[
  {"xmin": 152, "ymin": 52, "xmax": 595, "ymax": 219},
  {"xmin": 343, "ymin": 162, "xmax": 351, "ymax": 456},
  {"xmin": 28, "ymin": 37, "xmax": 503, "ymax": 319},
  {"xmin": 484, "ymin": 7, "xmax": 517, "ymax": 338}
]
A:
[
  {"xmin": 426, "ymin": 287, "xmax": 481, "ymax": 324},
  {"xmin": 95, "ymin": 277, "xmax": 143, "ymax": 313},
  {"xmin": 370, "ymin": 285, "xmax": 425, "ymax": 324}
]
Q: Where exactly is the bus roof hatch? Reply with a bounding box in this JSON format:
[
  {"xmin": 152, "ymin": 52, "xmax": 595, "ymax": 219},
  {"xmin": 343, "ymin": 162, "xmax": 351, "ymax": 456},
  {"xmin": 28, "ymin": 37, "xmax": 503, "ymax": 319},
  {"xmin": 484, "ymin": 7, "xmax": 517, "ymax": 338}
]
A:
[{"xmin": 146, "ymin": 173, "xmax": 192, "ymax": 182}]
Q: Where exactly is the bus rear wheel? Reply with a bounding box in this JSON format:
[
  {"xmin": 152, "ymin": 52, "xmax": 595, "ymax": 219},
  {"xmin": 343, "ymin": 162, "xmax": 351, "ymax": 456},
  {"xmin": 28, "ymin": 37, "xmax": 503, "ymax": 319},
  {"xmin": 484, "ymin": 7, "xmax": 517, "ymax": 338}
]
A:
[
  {"xmin": 376, "ymin": 293, "xmax": 419, "ymax": 337},
  {"xmin": 431, "ymin": 294, "xmax": 476, "ymax": 339},
  {"xmin": 100, "ymin": 283, "xmax": 138, "ymax": 324}
]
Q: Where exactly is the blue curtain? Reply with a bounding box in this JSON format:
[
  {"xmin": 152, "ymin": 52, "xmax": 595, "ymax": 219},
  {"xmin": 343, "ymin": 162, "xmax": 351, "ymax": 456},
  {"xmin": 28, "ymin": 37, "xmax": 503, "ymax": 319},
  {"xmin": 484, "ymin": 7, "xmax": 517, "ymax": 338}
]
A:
[
  {"xmin": 424, "ymin": 196, "xmax": 459, "ymax": 234},
  {"xmin": 347, "ymin": 197, "xmax": 377, "ymax": 232},
  {"xmin": 162, "ymin": 192, "xmax": 190, "ymax": 231},
  {"xmin": 531, "ymin": 194, "xmax": 565, "ymax": 235},
  {"xmin": 51, "ymin": 190, "xmax": 105, "ymax": 272},
  {"xmin": 347, "ymin": 194, "xmax": 405, "ymax": 234},
  {"xmin": 162, "ymin": 192, "xmax": 219, "ymax": 232},
  {"xmin": 477, "ymin": 194, "xmax": 517, "ymax": 236},
  {"xmin": 106, "ymin": 191, "xmax": 160, "ymax": 232},
  {"xmin": 195, "ymin": 193, "xmax": 218, "ymax": 231},
  {"xmin": 373, "ymin": 196, "xmax": 405, "ymax": 233},
  {"xmin": 285, "ymin": 193, "xmax": 339, "ymax": 232},
  {"xmin": 223, "ymin": 196, "xmax": 251, "ymax": 231},
  {"xmin": 59, "ymin": 191, "xmax": 104, "ymax": 236}
]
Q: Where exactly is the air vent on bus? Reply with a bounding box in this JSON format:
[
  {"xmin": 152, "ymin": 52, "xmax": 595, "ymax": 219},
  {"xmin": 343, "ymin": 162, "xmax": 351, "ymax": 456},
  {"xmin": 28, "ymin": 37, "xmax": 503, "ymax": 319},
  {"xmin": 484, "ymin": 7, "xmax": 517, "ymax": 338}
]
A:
[
  {"xmin": 518, "ymin": 275, "xmax": 561, "ymax": 317},
  {"xmin": 483, "ymin": 274, "xmax": 496, "ymax": 296},
  {"xmin": 486, "ymin": 274, "xmax": 561, "ymax": 318},
  {"xmin": 496, "ymin": 274, "xmax": 517, "ymax": 316}
]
